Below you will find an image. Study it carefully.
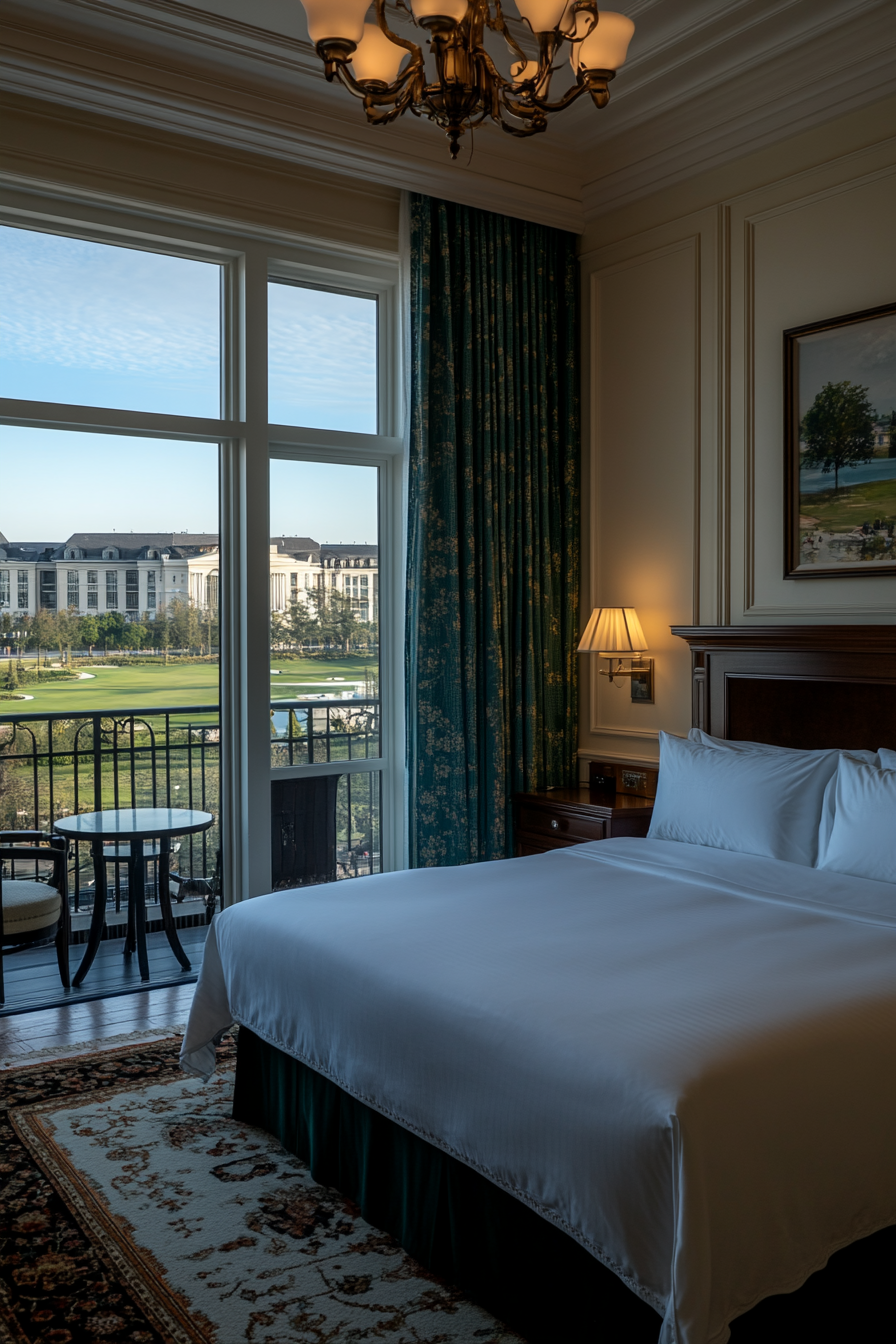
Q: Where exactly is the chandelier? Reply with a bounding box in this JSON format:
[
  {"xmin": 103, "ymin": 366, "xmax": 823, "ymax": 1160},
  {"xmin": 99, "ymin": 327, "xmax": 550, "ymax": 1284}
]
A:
[{"xmin": 298, "ymin": 1, "xmax": 635, "ymax": 159}]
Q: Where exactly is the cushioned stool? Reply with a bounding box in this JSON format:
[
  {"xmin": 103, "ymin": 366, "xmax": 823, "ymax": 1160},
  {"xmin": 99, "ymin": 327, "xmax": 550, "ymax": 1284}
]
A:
[{"xmin": 0, "ymin": 832, "xmax": 71, "ymax": 1006}]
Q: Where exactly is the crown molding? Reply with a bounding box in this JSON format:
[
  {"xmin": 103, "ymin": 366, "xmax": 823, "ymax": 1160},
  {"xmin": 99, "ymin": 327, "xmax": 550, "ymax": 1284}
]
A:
[
  {"xmin": 581, "ymin": 18, "xmax": 896, "ymax": 217},
  {"xmin": 0, "ymin": 0, "xmax": 585, "ymax": 232},
  {"xmin": 1, "ymin": 0, "xmax": 894, "ymax": 232}
]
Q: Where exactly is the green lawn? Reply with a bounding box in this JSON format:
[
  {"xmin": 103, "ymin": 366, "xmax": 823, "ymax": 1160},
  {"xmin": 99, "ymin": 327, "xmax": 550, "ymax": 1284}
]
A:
[
  {"xmin": 1, "ymin": 654, "xmax": 379, "ymax": 715},
  {"xmin": 269, "ymin": 654, "xmax": 378, "ymax": 701},
  {"xmin": 800, "ymin": 478, "xmax": 896, "ymax": 531},
  {"xmin": 2, "ymin": 663, "xmax": 220, "ymax": 714}
]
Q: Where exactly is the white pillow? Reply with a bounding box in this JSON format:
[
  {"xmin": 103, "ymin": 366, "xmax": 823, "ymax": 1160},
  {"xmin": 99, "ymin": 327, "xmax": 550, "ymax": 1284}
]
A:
[
  {"xmin": 879, "ymin": 747, "xmax": 896, "ymax": 769},
  {"xmin": 817, "ymin": 755, "xmax": 896, "ymax": 883},
  {"xmin": 688, "ymin": 727, "xmax": 880, "ymax": 767},
  {"xmin": 649, "ymin": 732, "xmax": 839, "ymax": 866}
]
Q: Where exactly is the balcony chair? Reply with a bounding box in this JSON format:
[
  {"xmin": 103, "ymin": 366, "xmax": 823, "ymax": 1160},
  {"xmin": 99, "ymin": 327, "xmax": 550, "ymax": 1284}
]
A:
[
  {"xmin": 0, "ymin": 831, "xmax": 71, "ymax": 1006},
  {"xmin": 168, "ymin": 848, "xmax": 221, "ymax": 923}
]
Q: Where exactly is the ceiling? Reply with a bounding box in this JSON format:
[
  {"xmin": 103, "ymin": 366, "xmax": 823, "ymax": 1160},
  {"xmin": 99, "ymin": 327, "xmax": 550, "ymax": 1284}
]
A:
[{"xmin": 1, "ymin": 0, "xmax": 894, "ymax": 230}]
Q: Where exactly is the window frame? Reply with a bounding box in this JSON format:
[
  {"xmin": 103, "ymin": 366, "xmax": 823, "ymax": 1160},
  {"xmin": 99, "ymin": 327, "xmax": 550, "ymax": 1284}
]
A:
[{"xmin": 0, "ymin": 191, "xmax": 405, "ymax": 903}]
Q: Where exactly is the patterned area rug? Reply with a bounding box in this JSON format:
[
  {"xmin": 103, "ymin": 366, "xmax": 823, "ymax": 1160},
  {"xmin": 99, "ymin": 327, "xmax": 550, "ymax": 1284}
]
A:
[{"xmin": 0, "ymin": 1038, "xmax": 523, "ymax": 1343}]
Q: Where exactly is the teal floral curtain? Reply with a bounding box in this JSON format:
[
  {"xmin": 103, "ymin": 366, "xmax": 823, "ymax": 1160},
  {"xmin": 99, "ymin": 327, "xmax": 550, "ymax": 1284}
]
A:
[{"xmin": 406, "ymin": 193, "xmax": 580, "ymax": 867}]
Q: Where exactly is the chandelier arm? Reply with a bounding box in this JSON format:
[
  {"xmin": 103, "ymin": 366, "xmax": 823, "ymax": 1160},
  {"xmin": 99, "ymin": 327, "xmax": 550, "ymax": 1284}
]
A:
[
  {"xmin": 373, "ymin": 0, "xmax": 426, "ymax": 65},
  {"xmin": 487, "ymin": 0, "xmax": 528, "ymax": 68},
  {"xmin": 329, "ymin": 59, "xmax": 419, "ymax": 103},
  {"xmin": 497, "ymin": 114, "xmax": 548, "ymax": 138},
  {"xmin": 559, "ymin": 0, "xmax": 598, "ymax": 41},
  {"xmin": 522, "ymin": 79, "xmax": 592, "ymax": 115},
  {"xmin": 364, "ymin": 90, "xmax": 419, "ymax": 125},
  {"xmin": 527, "ymin": 69, "xmax": 614, "ymax": 112},
  {"xmin": 474, "ymin": 44, "xmax": 533, "ymax": 96}
]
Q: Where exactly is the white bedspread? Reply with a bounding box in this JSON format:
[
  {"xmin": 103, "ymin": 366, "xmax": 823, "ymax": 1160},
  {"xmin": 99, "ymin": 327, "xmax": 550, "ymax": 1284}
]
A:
[{"xmin": 181, "ymin": 838, "xmax": 896, "ymax": 1344}]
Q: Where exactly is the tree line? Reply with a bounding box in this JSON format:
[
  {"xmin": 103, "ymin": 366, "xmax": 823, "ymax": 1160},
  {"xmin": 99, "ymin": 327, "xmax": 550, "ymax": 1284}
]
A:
[
  {"xmin": 271, "ymin": 589, "xmax": 377, "ymax": 656},
  {"xmin": 0, "ymin": 598, "xmax": 218, "ymax": 660},
  {"xmin": 1, "ymin": 588, "xmax": 377, "ymax": 662}
]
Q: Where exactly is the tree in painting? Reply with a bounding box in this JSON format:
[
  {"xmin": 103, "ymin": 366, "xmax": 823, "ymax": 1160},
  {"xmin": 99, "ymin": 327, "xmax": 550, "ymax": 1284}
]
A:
[{"xmin": 800, "ymin": 380, "xmax": 876, "ymax": 491}]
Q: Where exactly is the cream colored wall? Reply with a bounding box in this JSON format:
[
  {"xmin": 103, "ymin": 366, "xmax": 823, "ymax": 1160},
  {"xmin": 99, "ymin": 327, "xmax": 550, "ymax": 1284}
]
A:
[
  {"xmin": 0, "ymin": 93, "xmax": 400, "ymax": 252},
  {"xmin": 579, "ymin": 98, "xmax": 896, "ymax": 771}
]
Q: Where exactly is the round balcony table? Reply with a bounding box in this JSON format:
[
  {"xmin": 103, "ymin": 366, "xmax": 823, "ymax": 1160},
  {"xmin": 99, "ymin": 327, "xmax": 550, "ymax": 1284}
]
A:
[{"xmin": 54, "ymin": 808, "xmax": 215, "ymax": 987}]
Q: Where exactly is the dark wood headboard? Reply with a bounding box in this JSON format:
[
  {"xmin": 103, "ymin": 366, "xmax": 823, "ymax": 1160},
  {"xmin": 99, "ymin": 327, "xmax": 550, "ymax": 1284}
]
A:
[{"xmin": 671, "ymin": 626, "xmax": 896, "ymax": 752}]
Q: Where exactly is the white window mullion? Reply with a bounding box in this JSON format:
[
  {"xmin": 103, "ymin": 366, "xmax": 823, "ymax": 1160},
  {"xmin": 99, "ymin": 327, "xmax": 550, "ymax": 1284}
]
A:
[
  {"xmin": 242, "ymin": 247, "xmax": 273, "ymax": 901},
  {"xmin": 219, "ymin": 246, "xmax": 271, "ymax": 906}
]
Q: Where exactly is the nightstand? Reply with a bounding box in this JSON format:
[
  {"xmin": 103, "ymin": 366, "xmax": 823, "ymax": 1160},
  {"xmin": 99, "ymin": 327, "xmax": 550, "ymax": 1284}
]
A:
[{"xmin": 513, "ymin": 788, "xmax": 654, "ymax": 856}]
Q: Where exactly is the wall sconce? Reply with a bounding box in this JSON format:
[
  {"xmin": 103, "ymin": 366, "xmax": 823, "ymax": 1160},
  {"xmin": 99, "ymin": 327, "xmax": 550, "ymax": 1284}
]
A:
[{"xmin": 577, "ymin": 607, "xmax": 654, "ymax": 703}]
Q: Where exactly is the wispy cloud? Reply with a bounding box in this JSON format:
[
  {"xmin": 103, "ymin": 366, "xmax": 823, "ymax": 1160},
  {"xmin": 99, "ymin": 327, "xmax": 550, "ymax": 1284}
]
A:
[
  {"xmin": 268, "ymin": 282, "xmax": 377, "ymax": 431},
  {"xmin": 0, "ymin": 226, "xmax": 219, "ymax": 376}
]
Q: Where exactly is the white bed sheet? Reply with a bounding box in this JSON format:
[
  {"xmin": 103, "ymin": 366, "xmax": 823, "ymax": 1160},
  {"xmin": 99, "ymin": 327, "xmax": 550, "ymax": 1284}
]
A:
[{"xmin": 181, "ymin": 838, "xmax": 896, "ymax": 1344}]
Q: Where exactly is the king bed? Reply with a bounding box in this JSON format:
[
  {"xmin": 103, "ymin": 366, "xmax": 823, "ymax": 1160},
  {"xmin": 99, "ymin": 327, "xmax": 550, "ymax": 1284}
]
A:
[{"xmin": 181, "ymin": 626, "xmax": 896, "ymax": 1344}]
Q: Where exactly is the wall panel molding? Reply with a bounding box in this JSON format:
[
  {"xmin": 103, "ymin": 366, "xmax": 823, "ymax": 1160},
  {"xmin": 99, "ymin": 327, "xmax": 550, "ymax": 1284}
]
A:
[
  {"xmin": 584, "ymin": 232, "xmax": 703, "ymax": 748},
  {"xmin": 735, "ymin": 158, "xmax": 896, "ymax": 622},
  {"xmin": 716, "ymin": 202, "xmax": 732, "ymax": 624}
]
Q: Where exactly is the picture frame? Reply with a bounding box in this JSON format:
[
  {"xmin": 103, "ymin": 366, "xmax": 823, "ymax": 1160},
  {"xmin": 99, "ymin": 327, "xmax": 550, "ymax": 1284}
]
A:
[{"xmin": 784, "ymin": 300, "xmax": 896, "ymax": 579}]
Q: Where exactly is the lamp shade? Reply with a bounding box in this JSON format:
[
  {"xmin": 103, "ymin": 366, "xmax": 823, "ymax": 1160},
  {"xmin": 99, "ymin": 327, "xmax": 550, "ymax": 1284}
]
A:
[
  {"xmin": 577, "ymin": 607, "xmax": 647, "ymax": 655},
  {"xmin": 516, "ymin": 0, "xmax": 569, "ymax": 32},
  {"xmin": 569, "ymin": 11, "xmax": 635, "ymax": 72},
  {"xmin": 300, "ymin": 0, "xmax": 371, "ymax": 47},
  {"xmin": 350, "ymin": 24, "xmax": 408, "ymax": 84},
  {"xmin": 410, "ymin": 0, "xmax": 470, "ymax": 24}
]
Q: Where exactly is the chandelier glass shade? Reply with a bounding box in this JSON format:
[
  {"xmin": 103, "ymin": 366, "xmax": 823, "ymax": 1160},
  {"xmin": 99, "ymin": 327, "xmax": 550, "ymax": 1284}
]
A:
[{"xmin": 298, "ymin": 0, "xmax": 635, "ymax": 159}]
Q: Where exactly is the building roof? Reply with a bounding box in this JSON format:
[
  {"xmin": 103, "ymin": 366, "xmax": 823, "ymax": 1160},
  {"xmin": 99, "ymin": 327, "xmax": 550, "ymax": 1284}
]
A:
[
  {"xmin": 0, "ymin": 542, "xmax": 63, "ymax": 558},
  {"xmin": 63, "ymin": 533, "xmax": 220, "ymax": 557},
  {"xmin": 321, "ymin": 544, "xmax": 378, "ymax": 556},
  {"xmin": 272, "ymin": 537, "xmax": 320, "ymax": 557},
  {"xmin": 1, "ymin": 533, "xmax": 377, "ymax": 562}
]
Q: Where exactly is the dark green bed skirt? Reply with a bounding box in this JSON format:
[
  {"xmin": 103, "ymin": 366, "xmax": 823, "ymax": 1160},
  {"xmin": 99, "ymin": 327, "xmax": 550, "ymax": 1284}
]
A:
[{"xmin": 231, "ymin": 1026, "xmax": 661, "ymax": 1343}]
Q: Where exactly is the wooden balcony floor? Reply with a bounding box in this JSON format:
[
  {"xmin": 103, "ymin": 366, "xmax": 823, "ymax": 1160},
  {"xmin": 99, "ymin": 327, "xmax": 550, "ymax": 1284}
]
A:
[{"xmin": 0, "ymin": 923, "xmax": 208, "ymax": 1018}]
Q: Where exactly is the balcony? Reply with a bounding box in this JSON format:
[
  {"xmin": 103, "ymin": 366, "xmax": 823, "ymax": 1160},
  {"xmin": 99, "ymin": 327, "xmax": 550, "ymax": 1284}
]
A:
[{"xmin": 0, "ymin": 698, "xmax": 381, "ymax": 1011}]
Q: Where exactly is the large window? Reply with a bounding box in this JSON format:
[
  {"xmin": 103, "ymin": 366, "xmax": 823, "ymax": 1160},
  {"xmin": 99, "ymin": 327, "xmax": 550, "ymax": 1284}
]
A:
[{"xmin": 0, "ymin": 208, "xmax": 402, "ymax": 906}]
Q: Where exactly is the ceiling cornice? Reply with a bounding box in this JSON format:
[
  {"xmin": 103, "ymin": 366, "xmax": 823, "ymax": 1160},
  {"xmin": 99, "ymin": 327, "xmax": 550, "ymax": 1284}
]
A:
[
  {"xmin": 581, "ymin": 2, "xmax": 896, "ymax": 217},
  {"xmin": 0, "ymin": 0, "xmax": 586, "ymax": 231},
  {"xmin": 0, "ymin": 0, "xmax": 894, "ymax": 231}
]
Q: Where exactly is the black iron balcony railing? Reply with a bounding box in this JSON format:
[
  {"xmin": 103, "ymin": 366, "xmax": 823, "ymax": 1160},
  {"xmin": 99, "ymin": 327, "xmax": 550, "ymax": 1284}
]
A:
[{"xmin": 0, "ymin": 698, "xmax": 381, "ymax": 911}]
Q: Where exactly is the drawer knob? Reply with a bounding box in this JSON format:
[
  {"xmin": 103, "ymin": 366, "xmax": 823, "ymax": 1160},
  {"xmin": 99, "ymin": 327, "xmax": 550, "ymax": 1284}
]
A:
[{"xmin": 550, "ymin": 819, "xmax": 559, "ymax": 830}]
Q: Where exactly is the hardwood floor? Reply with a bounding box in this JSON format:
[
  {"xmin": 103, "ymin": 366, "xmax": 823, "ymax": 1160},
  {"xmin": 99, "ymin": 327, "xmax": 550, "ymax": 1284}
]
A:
[
  {"xmin": 0, "ymin": 979, "xmax": 198, "ymax": 1061},
  {"xmin": 0, "ymin": 925, "xmax": 208, "ymax": 1018}
]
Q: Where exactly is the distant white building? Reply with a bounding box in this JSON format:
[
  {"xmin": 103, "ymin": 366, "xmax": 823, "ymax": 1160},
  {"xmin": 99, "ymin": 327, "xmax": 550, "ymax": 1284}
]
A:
[{"xmin": 0, "ymin": 532, "xmax": 378, "ymax": 623}]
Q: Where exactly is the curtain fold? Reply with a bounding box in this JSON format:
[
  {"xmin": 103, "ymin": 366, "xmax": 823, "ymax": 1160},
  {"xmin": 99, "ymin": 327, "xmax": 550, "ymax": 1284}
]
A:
[{"xmin": 406, "ymin": 193, "xmax": 580, "ymax": 867}]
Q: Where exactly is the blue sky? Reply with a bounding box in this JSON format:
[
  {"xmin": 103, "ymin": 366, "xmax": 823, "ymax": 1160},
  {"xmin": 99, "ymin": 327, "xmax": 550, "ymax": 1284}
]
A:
[
  {"xmin": 268, "ymin": 281, "xmax": 377, "ymax": 434},
  {"xmin": 0, "ymin": 226, "xmax": 379, "ymax": 543},
  {"xmin": 0, "ymin": 226, "xmax": 220, "ymax": 416},
  {"xmin": 0, "ymin": 429, "xmax": 377, "ymax": 545}
]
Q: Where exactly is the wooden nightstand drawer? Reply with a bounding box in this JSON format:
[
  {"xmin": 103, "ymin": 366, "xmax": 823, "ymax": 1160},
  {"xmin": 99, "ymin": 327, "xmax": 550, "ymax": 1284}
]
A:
[
  {"xmin": 517, "ymin": 803, "xmax": 606, "ymax": 844},
  {"xmin": 513, "ymin": 788, "xmax": 654, "ymax": 858}
]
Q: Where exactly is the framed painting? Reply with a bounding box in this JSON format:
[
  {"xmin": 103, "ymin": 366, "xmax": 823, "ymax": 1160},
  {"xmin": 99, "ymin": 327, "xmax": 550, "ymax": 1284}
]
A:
[{"xmin": 784, "ymin": 300, "xmax": 896, "ymax": 578}]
